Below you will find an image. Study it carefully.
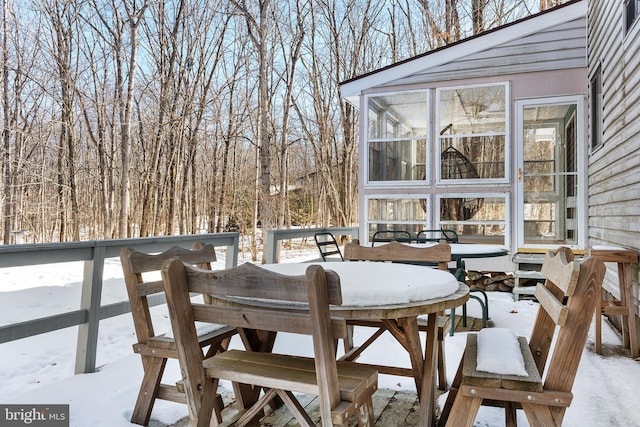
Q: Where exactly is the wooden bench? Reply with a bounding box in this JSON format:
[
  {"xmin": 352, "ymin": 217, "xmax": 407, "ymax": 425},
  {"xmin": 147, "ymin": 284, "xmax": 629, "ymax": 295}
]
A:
[
  {"xmin": 161, "ymin": 261, "xmax": 378, "ymax": 427},
  {"xmin": 439, "ymin": 247, "xmax": 606, "ymax": 427},
  {"xmin": 120, "ymin": 243, "xmax": 237, "ymax": 426},
  {"xmin": 588, "ymin": 247, "xmax": 639, "ymax": 359}
]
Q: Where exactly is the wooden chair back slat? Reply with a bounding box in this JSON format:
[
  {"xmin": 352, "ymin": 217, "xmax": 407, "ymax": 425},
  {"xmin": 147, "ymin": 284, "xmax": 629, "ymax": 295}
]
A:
[
  {"xmin": 534, "ymin": 284, "xmax": 568, "ymax": 326},
  {"xmin": 529, "ymin": 248, "xmax": 593, "ymax": 374},
  {"xmin": 306, "ymin": 265, "xmax": 343, "ymax": 418},
  {"xmin": 126, "ymin": 244, "xmax": 217, "ymax": 275},
  {"xmin": 190, "ymin": 303, "xmax": 349, "ymax": 338},
  {"xmin": 344, "ymin": 241, "xmax": 451, "ymax": 270},
  {"xmin": 542, "ymin": 256, "xmax": 604, "ymax": 395},
  {"xmin": 540, "ymin": 248, "xmax": 580, "ymax": 296},
  {"xmin": 183, "ymin": 262, "xmax": 343, "ymax": 305}
]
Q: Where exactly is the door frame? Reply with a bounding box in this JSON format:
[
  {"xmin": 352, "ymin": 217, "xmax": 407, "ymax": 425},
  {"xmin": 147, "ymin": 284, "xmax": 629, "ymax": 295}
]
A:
[{"xmin": 514, "ymin": 95, "xmax": 587, "ymax": 251}]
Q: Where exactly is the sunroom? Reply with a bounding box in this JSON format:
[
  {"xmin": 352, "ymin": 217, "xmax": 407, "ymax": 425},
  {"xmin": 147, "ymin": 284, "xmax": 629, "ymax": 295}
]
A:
[{"xmin": 340, "ymin": 0, "xmax": 587, "ymax": 271}]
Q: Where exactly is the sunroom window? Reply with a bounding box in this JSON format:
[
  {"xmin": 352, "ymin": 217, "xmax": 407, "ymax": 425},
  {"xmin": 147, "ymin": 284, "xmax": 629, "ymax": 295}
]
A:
[
  {"xmin": 367, "ymin": 91, "xmax": 428, "ymax": 183},
  {"xmin": 438, "ymin": 194, "xmax": 508, "ymax": 245},
  {"xmin": 437, "ymin": 83, "xmax": 508, "ymax": 183},
  {"xmin": 366, "ymin": 197, "xmax": 429, "ymax": 241}
]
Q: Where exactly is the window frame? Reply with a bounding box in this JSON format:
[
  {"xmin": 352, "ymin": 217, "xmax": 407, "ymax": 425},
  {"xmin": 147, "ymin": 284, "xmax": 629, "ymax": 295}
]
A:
[
  {"xmin": 364, "ymin": 89, "xmax": 431, "ymax": 187},
  {"xmin": 589, "ymin": 63, "xmax": 603, "ymax": 152},
  {"xmin": 435, "ymin": 82, "xmax": 510, "ymax": 186},
  {"xmin": 625, "ymin": 0, "xmax": 640, "ymax": 34},
  {"xmin": 436, "ymin": 192, "xmax": 510, "ymax": 246},
  {"xmin": 364, "ymin": 194, "xmax": 431, "ymax": 245}
]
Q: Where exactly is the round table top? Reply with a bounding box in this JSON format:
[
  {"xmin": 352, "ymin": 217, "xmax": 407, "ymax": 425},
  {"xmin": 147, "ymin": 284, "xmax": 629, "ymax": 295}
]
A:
[
  {"xmin": 406, "ymin": 242, "xmax": 509, "ymax": 258},
  {"xmin": 262, "ymin": 262, "xmax": 469, "ymax": 320}
]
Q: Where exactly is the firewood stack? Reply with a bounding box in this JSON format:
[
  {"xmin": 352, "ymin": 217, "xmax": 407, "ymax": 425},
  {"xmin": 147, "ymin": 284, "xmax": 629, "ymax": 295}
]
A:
[{"xmin": 465, "ymin": 270, "xmax": 515, "ymax": 292}]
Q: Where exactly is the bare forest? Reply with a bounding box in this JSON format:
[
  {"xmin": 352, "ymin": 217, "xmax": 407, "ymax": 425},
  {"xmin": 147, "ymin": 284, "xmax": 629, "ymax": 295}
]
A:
[{"xmin": 0, "ymin": 0, "xmax": 564, "ymax": 258}]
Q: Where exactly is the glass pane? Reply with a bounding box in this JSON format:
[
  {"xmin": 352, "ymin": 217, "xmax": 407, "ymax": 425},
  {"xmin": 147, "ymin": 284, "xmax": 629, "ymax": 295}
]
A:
[
  {"xmin": 369, "ymin": 139, "xmax": 426, "ymax": 181},
  {"xmin": 522, "ymin": 103, "xmax": 578, "ymax": 245},
  {"xmin": 368, "ymin": 92, "xmax": 427, "ymax": 139},
  {"xmin": 440, "ymin": 135, "xmax": 505, "ymax": 180},
  {"xmin": 367, "ymin": 198, "xmax": 427, "ymax": 222},
  {"xmin": 439, "ymin": 84, "xmax": 506, "ymax": 181},
  {"xmin": 523, "ymin": 127, "xmax": 555, "ymax": 192},
  {"xmin": 440, "ymin": 196, "xmax": 504, "ymax": 221},
  {"xmin": 368, "ymin": 223, "xmax": 424, "ymax": 240},
  {"xmin": 440, "ymin": 196, "xmax": 506, "ymax": 244},
  {"xmin": 439, "ymin": 85, "xmax": 506, "ymax": 135}
]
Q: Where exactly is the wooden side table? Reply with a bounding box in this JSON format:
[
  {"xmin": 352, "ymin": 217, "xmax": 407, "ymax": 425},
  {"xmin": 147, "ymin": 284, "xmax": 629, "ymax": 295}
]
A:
[{"xmin": 588, "ymin": 247, "xmax": 639, "ymax": 359}]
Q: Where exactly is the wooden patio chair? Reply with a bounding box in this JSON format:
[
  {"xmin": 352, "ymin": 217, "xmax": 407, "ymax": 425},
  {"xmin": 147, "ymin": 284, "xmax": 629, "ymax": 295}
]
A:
[
  {"xmin": 343, "ymin": 241, "xmax": 453, "ymax": 390},
  {"xmin": 120, "ymin": 243, "xmax": 237, "ymax": 426},
  {"xmin": 438, "ymin": 247, "xmax": 606, "ymax": 427},
  {"xmin": 161, "ymin": 261, "xmax": 378, "ymax": 427}
]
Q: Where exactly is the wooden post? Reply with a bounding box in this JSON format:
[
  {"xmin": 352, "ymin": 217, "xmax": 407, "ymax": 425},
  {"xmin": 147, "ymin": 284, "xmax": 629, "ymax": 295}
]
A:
[{"xmin": 588, "ymin": 248, "xmax": 639, "ymax": 359}]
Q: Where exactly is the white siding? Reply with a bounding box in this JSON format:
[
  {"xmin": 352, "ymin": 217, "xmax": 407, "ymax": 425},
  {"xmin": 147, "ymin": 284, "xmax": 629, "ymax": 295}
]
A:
[
  {"xmin": 588, "ymin": 2, "xmax": 640, "ymax": 247},
  {"xmin": 398, "ymin": 18, "xmax": 587, "ymax": 85},
  {"xmin": 588, "ymin": 1, "xmax": 640, "ymax": 315}
]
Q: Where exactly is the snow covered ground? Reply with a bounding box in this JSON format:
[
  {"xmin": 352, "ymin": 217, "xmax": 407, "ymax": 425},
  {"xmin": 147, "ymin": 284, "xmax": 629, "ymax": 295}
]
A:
[{"xmin": 1, "ymin": 249, "xmax": 639, "ymax": 426}]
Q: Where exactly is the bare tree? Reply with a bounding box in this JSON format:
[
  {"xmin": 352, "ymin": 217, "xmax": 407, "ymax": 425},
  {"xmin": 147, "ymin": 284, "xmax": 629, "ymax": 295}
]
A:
[
  {"xmin": 42, "ymin": 0, "xmax": 82, "ymax": 241},
  {"xmin": 274, "ymin": 0, "xmax": 304, "ymax": 229},
  {"xmin": 2, "ymin": 0, "xmax": 11, "ymax": 243},
  {"xmin": 231, "ymin": 0, "xmax": 274, "ymax": 261}
]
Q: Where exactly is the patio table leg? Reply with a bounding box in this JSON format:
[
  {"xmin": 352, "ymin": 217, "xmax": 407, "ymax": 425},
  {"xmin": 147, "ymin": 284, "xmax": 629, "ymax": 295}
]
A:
[
  {"xmin": 419, "ymin": 313, "xmax": 438, "ymax": 426},
  {"xmin": 383, "ymin": 317, "xmax": 424, "ymax": 397}
]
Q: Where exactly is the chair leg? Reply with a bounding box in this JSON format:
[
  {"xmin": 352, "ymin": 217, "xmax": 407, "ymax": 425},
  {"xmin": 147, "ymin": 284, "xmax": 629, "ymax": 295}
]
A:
[
  {"xmin": 131, "ymin": 355, "xmax": 167, "ymax": 425},
  {"xmin": 193, "ymin": 377, "xmax": 219, "ymax": 427},
  {"xmin": 521, "ymin": 402, "xmax": 563, "ymax": 427},
  {"xmin": 437, "ymin": 325, "xmax": 447, "ymax": 391},
  {"xmin": 620, "ymin": 262, "xmax": 639, "ymax": 359},
  {"xmin": 449, "ymin": 309, "xmax": 456, "ymax": 336},
  {"xmin": 469, "ymin": 293, "xmax": 489, "ymax": 328},
  {"xmin": 462, "ymin": 303, "xmax": 468, "ymax": 327},
  {"xmin": 443, "ymin": 391, "xmax": 481, "ymax": 427},
  {"xmin": 356, "ymin": 396, "xmax": 376, "ymax": 427},
  {"xmin": 437, "ymin": 351, "xmax": 463, "ymax": 426},
  {"xmin": 472, "ymin": 288, "xmax": 490, "ymax": 325},
  {"xmin": 204, "ymin": 336, "xmax": 232, "ymax": 358},
  {"xmin": 505, "ymin": 402, "xmax": 518, "ymax": 427}
]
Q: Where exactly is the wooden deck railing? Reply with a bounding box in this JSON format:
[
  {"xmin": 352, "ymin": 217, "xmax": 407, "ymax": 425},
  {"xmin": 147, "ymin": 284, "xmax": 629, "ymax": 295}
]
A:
[{"xmin": 0, "ymin": 233, "xmax": 240, "ymax": 374}]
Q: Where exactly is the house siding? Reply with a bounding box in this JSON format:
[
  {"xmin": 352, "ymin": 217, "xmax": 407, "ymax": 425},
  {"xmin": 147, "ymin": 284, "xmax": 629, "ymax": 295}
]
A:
[{"xmin": 588, "ymin": 1, "xmax": 640, "ymax": 320}]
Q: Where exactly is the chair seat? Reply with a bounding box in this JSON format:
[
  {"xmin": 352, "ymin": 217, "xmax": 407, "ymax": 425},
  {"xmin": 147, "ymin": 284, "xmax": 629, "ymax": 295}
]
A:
[
  {"xmin": 462, "ymin": 334, "xmax": 542, "ymax": 393},
  {"xmin": 133, "ymin": 326, "xmax": 237, "ymax": 357},
  {"xmin": 204, "ymin": 349, "xmax": 378, "ymax": 402}
]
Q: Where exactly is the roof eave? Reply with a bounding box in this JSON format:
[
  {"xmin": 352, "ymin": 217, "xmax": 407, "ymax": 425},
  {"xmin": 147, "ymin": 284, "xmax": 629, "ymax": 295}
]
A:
[{"xmin": 340, "ymin": 0, "xmax": 586, "ymax": 104}]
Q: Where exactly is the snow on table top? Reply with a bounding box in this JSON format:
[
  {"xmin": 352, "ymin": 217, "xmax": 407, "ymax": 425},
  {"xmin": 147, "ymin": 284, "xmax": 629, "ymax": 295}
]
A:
[{"xmin": 262, "ymin": 261, "xmax": 459, "ymax": 307}]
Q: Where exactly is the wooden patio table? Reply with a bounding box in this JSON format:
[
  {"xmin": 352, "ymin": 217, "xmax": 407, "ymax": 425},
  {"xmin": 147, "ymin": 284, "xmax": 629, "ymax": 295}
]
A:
[
  {"xmin": 234, "ymin": 261, "xmax": 470, "ymax": 427},
  {"xmin": 404, "ymin": 242, "xmax": 510, "ymax": 270}
]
